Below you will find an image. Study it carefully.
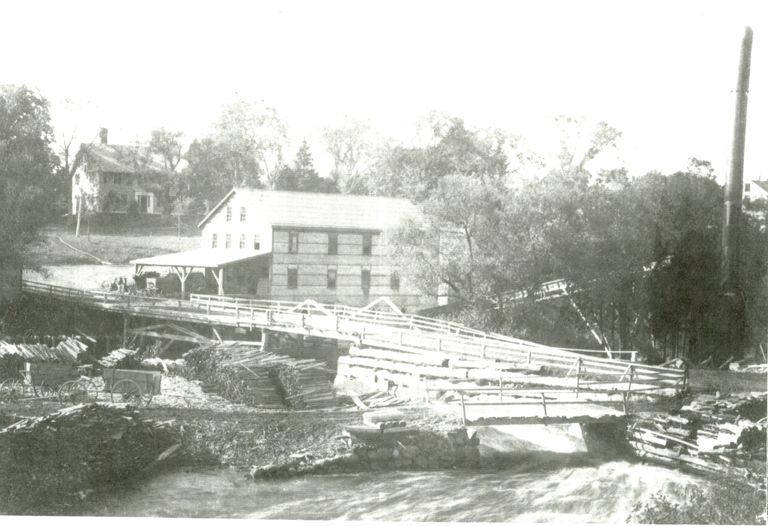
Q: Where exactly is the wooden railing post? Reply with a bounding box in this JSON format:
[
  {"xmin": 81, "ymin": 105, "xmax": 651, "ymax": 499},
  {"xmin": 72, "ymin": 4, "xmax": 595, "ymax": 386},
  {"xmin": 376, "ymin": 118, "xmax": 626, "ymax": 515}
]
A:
[
  {"xmin": 498, "ymin": 379, "xmax": 503, "ymax": 401},
  {"xmin": 627, "ymin": 365, "xmax": 634, "ymax": 394},
  {"xmin": 540, "ymin": 392, "xmax": 548, "ymax": 418},
  {"xmin": 575, "ymin": 358, "xmax": 582, "ymax": 399},
  {"xmin": 459, "ymin": 391, "xmax": 467, "ymax": 426}
]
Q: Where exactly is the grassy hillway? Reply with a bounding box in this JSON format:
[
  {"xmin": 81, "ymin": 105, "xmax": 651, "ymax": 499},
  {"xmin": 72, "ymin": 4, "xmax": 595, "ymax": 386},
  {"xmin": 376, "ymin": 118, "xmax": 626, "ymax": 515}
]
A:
[{"xmin": 26, "ymin": 227, "xmax": 200, "ymax": 266}]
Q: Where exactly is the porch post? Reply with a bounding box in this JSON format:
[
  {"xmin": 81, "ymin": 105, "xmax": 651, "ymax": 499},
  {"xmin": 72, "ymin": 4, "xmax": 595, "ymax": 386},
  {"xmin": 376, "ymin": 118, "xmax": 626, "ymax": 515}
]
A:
[{"xmin": 218, "ymin": 268, "xmax": 224, "ymax": 295}]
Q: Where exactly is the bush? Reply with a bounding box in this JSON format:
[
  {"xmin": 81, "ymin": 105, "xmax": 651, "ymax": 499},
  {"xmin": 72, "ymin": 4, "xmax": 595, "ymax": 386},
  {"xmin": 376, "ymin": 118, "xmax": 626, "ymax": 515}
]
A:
[{"xmin": 629, "ymin": 478, "xmax": 767, "ymax": 524}]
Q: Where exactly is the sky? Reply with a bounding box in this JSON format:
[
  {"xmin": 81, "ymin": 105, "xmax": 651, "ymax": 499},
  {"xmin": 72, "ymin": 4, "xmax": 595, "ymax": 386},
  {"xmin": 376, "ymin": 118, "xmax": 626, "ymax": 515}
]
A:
[{"xmin": 3, "ymin": 0, "xmax": 766, "ymax": 182}]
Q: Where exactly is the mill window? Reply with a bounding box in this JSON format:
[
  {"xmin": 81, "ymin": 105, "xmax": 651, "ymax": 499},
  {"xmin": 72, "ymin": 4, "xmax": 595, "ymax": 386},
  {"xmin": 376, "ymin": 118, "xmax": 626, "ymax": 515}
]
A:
[
  {"xmin": 240, "ymin": 206, "xmax": 246, "ymax": 222},
  {"xmin": 226, "ymin": 206, "xmax": 232, "ymax": 222},
  {"xmin": 390, "ymin": 271, "xmax": 400, "ymax": 291},
  {"xmin": 287, "ymin": 267, "xmax": 298, "ymax": 289},
  {"xmin": 327, "ymin": 268, "xmax": 337, "ymax": 289},
  {"xmin": 225, "ymin": 233, "xmax": 231, "ymax": 248},
  {"xmin": 239, "ymin": 233, "xmax": 246, "ymax": 249},
  {"xmin": 362, "ymin": 233, "xmax": 372, "ymax": 256},
  {"xmin": 328, "ymin": 233, "xmax": 338, "ymax": 255},
  {"xmin": 288, "ymin": 231, "xmax": 299, "ymax": 254},
  {"xmin": 361, "ymin": 268, "xmax": 371, "ymax": 296},
  {"xmin": 211, "ymin": 233, "xmax": 218, "ymax": 249}
]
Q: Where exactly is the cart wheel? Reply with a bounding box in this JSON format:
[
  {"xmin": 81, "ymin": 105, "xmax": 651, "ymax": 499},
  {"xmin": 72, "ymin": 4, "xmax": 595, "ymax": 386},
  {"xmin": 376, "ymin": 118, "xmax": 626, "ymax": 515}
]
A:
[
  {"xmin": 33, "ymin": 381, "xmax": 57, "ymax": 399},
  {"xmin": 1, "ymin": 379, "xmax": 25, "ymax": 401},
  {"xmin": 110, "ymin": 378, "xmax": 152, "ymax": 407}
]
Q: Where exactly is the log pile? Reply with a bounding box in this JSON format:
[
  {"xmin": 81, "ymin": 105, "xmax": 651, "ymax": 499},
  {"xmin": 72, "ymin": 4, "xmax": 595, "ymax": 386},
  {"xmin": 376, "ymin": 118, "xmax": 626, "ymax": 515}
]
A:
[
  {"xmin": 0, "ymin": 403, "xmax": 180, "ymax": 515},
  {"xmin": 98, "ymin": 348, "xmax": 140, "ymax": 369},
  {"xmin": 0, "ymin": 337, "xmax": 87, "ymax": 363},
  {"xmin": 183, "ymin": 343, "xmax": 335, "ymax": 409},
  {"xmin": 273, "ymin": 361, "xmax": 335, "ymax": 409},
  {"xmin": 628, "ymin": 393, "xmax": 767, "ymax": 487}
]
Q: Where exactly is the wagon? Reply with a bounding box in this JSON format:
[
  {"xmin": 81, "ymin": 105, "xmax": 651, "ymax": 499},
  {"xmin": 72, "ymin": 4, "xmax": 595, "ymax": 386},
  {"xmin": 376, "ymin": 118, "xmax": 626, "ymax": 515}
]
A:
[
  {"xmin": 0, "ymin": 362, "xmax": 95, "ymax": 404},
  {"xmin": 102, "ymin": 368, "xmax": 161, "ymax": 407}
]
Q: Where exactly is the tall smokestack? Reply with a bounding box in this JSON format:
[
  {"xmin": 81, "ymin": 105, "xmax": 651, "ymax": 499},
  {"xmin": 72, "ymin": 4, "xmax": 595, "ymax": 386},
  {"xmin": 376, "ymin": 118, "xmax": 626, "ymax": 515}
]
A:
[
  {"xmin": 722, "ymin": 27, "xmax": 753, "ymax": 291},
  {"xmin": 719, "ymin": 26, "xmax": 753, "ymax": 360},
  {"xmin": 99, "ymin": 128, "xmax": 108, "ymax": 145}
]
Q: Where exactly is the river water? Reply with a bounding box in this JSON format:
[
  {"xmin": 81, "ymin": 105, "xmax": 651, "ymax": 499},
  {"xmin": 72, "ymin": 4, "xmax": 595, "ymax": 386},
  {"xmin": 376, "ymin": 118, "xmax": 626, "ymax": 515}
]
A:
[{"xmin": 79, "ymin": 457, "xmax": 704, "ymax": 522}]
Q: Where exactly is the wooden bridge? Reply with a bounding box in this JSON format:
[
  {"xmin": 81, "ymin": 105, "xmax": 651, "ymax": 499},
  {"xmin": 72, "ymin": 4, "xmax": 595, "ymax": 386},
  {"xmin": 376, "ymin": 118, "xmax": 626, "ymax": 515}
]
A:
[{"xmin": 22, "ymin": 280, "xmax": 686, "ymax": 424}]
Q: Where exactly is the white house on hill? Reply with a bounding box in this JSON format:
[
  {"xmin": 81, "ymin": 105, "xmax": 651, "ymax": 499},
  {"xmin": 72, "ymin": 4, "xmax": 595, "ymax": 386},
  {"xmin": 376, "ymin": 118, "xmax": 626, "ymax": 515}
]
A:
[{"xmin": 71, "ymin": 128, "xmax": 171, "ymax": 216}]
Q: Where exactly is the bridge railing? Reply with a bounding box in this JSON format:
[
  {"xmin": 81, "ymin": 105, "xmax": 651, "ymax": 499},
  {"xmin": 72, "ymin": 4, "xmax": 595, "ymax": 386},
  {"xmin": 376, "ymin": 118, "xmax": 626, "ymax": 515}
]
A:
[
  {"xmin": 22, "ymin": 280, "xmax": 685, "ymax": 390},
  {"xmin": 187, "ymin": 293, "xmax": 684, "ymax": 389}
]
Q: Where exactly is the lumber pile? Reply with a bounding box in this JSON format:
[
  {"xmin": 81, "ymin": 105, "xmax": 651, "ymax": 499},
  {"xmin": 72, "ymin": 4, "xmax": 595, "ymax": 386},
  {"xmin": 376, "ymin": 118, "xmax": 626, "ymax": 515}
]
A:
[
  {"xmin": 98, "ymin": 348, "xmax": 140, "ymax": 369},
  {"xmin": 183, "ymin": 343, "xmax": 335, "ymax": 409},
  {"xmin": 0, "ymin": 403, "xmax": 180, "ymax": 514},
  {"xmin": 273, "ymin": 361, "xmax": 335, "ymax": 409},
  {"xmin": 628, "ymin": 393, "xmax": 766, "ymax": 485},
  {"xmin": 0, "ymin": 337, "xmax": 87, "ymax": 363}
]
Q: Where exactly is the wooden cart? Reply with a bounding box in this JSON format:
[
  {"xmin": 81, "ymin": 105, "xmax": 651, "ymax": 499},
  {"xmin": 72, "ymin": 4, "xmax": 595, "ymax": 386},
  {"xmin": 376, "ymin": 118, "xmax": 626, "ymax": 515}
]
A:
[{"xmin": 102, "ymin": 368, "xmax": 161, "ymax": 407}]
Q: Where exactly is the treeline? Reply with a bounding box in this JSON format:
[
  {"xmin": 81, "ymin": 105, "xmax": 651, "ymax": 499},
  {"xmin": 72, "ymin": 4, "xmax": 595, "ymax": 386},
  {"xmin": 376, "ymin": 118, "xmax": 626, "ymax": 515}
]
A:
[{"xmin": 3, "ymin": 85, "xmax": 766, "ymax": 361}]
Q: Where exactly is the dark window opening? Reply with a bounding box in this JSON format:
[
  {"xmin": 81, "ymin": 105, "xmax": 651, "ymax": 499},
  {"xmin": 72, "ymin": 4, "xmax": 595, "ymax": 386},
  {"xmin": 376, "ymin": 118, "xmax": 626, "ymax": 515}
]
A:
[
  {"xmin": 225, "ymin": 233, "xmax": 231, "ymax": 248},
  {"xmin": 226, "ymin": 206, "xmax": 232, "ymax": 222},
  {"xmin": 745, "ymin": 183, "xmax": 751, "ymax": 192},
  {"xmin": 362, "ymin": 233, "xmax": 372, "ymax": 255},
  {"xmin": 212, "ymin": 233, "xmax": 218, "ymax": 248},
  {"xmin": 253, "ymin": 235, "xmax": 260, "ymax": 250},
  {"xmin": 287, "ymin": 267, "xmax": 298, "ymax": 289},
  {"xmin": 390, "ymin": 271, "xmax": 400, "ymax": 291},
  {"xmin": 327, "ymin": 268, "xmax": 337, "ymax": 289},
  {"xmin": 240, "ymin": 206, "xmax": 246, "ymax": 222},
  {"xmin": 328, "ymin": 233, "xmax": 338, "ymax": 255},
  {"xmin": 288, "ymin": 231, "xmax": 299, "ymax": 253},
  {"xmin": 361, "ymin": 268, "xmax": 371, "ymax": 295},
  {"xmin": 239, "ymin": 233, "xmax": 245, "ymax": 249}
]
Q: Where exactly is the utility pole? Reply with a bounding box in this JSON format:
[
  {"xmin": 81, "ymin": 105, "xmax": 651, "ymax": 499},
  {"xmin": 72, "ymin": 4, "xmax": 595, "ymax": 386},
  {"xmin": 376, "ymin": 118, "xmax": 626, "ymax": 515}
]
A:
[{"xmin": 721, "ymin": 26, "xmax": 753, "ymax": 357}]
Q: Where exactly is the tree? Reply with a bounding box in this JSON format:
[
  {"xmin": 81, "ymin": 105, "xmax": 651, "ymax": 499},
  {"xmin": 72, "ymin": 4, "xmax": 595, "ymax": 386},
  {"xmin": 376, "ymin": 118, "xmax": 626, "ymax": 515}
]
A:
[
  {"xmin": 272, "ymin": 140, "xmax": 339, "ymax": 193},
  {"xmin": 366, "ymin": 117, "xmax": 515, "ymax": 200},
  {"xmin": 323, "ymin": 120, "xmax": 376, "ymax": 193},
  {"xmin": 0, "ymin": 85, "xmax": 57, "ymax": 277},
  {"xmin": 215, "ymin": 98, "xmax": 287, "ymax": 187},
  {"xmin": 183, "ymin": 99, "xmax": 288, "ymax": 212},
  {"xmin": 148, "ymin": 128, "xmax": 184, "ymax": 216}
]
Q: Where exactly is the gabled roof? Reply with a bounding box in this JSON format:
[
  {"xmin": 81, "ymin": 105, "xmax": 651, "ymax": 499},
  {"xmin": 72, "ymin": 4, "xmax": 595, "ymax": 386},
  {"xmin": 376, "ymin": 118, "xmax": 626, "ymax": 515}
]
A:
[
  {"xmin": 752, "ymin": 180, "xmax": 768, "ymax": 194},
  {"xmin": 74, "ymin": 143, "xmax": 168, "ymax": 174},
  {"xmin": 199, "ymin": 188, "xmax": 420, "ymax": 231}
]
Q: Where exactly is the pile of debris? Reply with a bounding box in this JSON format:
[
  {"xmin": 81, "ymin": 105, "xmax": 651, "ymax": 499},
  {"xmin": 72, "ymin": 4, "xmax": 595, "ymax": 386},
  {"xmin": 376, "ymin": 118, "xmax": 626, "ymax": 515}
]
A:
[
  {"xmin": 183, "ymin": 343, "xmax": 336, "ymax": 409},
  {"xmin": 628, "ymin": 393, "xmax": 766, "ymax": 486},
  {"xmin": 0, "ymin": 403, "xmax": 180, "ymax": 514}
]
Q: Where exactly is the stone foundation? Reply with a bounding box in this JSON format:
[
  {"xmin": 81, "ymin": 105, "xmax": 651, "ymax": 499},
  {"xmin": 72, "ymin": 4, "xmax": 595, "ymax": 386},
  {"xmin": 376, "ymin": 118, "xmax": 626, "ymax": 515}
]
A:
[{"xmin": 249, "ymin": 426, "xmax": 481, "ymax": 479}]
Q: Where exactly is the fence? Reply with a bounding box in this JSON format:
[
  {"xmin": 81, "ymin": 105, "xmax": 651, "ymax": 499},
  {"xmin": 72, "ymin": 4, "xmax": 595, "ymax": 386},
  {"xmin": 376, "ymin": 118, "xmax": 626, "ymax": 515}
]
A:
[{"xmin": 22, "ymin": 280, "xmax": 686, "ymax": 391}]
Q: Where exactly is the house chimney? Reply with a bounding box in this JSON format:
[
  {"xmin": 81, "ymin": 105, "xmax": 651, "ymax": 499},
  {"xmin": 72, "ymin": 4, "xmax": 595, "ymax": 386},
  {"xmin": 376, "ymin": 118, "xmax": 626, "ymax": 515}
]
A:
[{"xmin": 99, "ymin": 128, "xmax": 108, "ymax": 145}]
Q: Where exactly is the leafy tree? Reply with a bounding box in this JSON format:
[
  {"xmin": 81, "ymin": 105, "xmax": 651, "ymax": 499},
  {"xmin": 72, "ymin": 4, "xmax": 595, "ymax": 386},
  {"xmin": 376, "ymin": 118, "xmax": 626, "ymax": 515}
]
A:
[
  {"xmin": 323, "ymin": 120, "xmax": 376, "ymax": 193},
  {"xmin": 148, "ymin": 128, "xmax": 184, "ymax": 215},
  {"xmin": 182, "ymin": 99, "xmax": 288, "ymax": 212},
  {"xmin": 0, "ymin": 85, "xmax": 57, "ymax": 276},
  {"xmin": 272, "ymin": 140, "xmax": 339, "ymax": 193}
]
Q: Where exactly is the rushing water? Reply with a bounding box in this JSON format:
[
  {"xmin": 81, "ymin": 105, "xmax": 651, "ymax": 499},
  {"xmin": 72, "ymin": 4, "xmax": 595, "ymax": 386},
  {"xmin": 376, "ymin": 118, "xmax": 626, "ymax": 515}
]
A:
[{"xmin": 79, "ymin": 458, "xmax": 705, "ymax": 522}]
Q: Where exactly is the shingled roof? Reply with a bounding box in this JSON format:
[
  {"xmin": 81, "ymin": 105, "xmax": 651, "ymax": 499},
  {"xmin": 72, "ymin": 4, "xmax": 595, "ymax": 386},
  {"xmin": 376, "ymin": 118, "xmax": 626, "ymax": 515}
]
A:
[
  {"xmin": 75, "ymin": 143, "xmax": 168, "ymax": 174},
  {"xmin": 199, "ymin": 188, "xmax": 420, "ymax": 231}
]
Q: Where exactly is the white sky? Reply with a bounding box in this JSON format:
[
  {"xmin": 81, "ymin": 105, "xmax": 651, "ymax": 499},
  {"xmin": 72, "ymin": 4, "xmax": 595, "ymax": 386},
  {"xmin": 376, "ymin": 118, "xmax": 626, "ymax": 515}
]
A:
[{"xmin": 3, "ymin": 0, "xmax": 766, "ymax": 182}]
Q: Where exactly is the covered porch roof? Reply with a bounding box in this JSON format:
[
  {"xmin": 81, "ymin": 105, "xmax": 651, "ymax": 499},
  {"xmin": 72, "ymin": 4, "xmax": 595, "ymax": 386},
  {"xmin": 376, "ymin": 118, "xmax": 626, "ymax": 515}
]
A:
[
  {"xmin": 130, "ymin": 248, "xmax": 271, "ymax": 297},
  {"xmin": 131, "ymin": 248, "xmax": 271, "ymax": 272}
]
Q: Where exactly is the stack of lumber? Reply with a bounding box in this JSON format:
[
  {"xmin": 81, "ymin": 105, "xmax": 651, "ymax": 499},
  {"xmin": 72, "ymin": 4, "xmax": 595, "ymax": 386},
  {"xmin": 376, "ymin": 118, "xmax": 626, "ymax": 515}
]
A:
[
  {"xmin": 183, "ymin": 343, "xmax": 335, "ymax": 409},
  {"xmin": 0, "ymin": 337, "xmax": 87, "ymax": 363},
  {"xmin": 184, "ymin": 343, "xmax": 286, "ymax": 408},
  {"xmin": 98, "ymin": 348, "xmax": 140, "ymax": 369},
  {"xmin": 628, "ymin": 393, "xmax": 766, "ymax": 484},
  {"xmin": 273, "ymin": 360, "xmax": 335, "ymax": 409}
]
